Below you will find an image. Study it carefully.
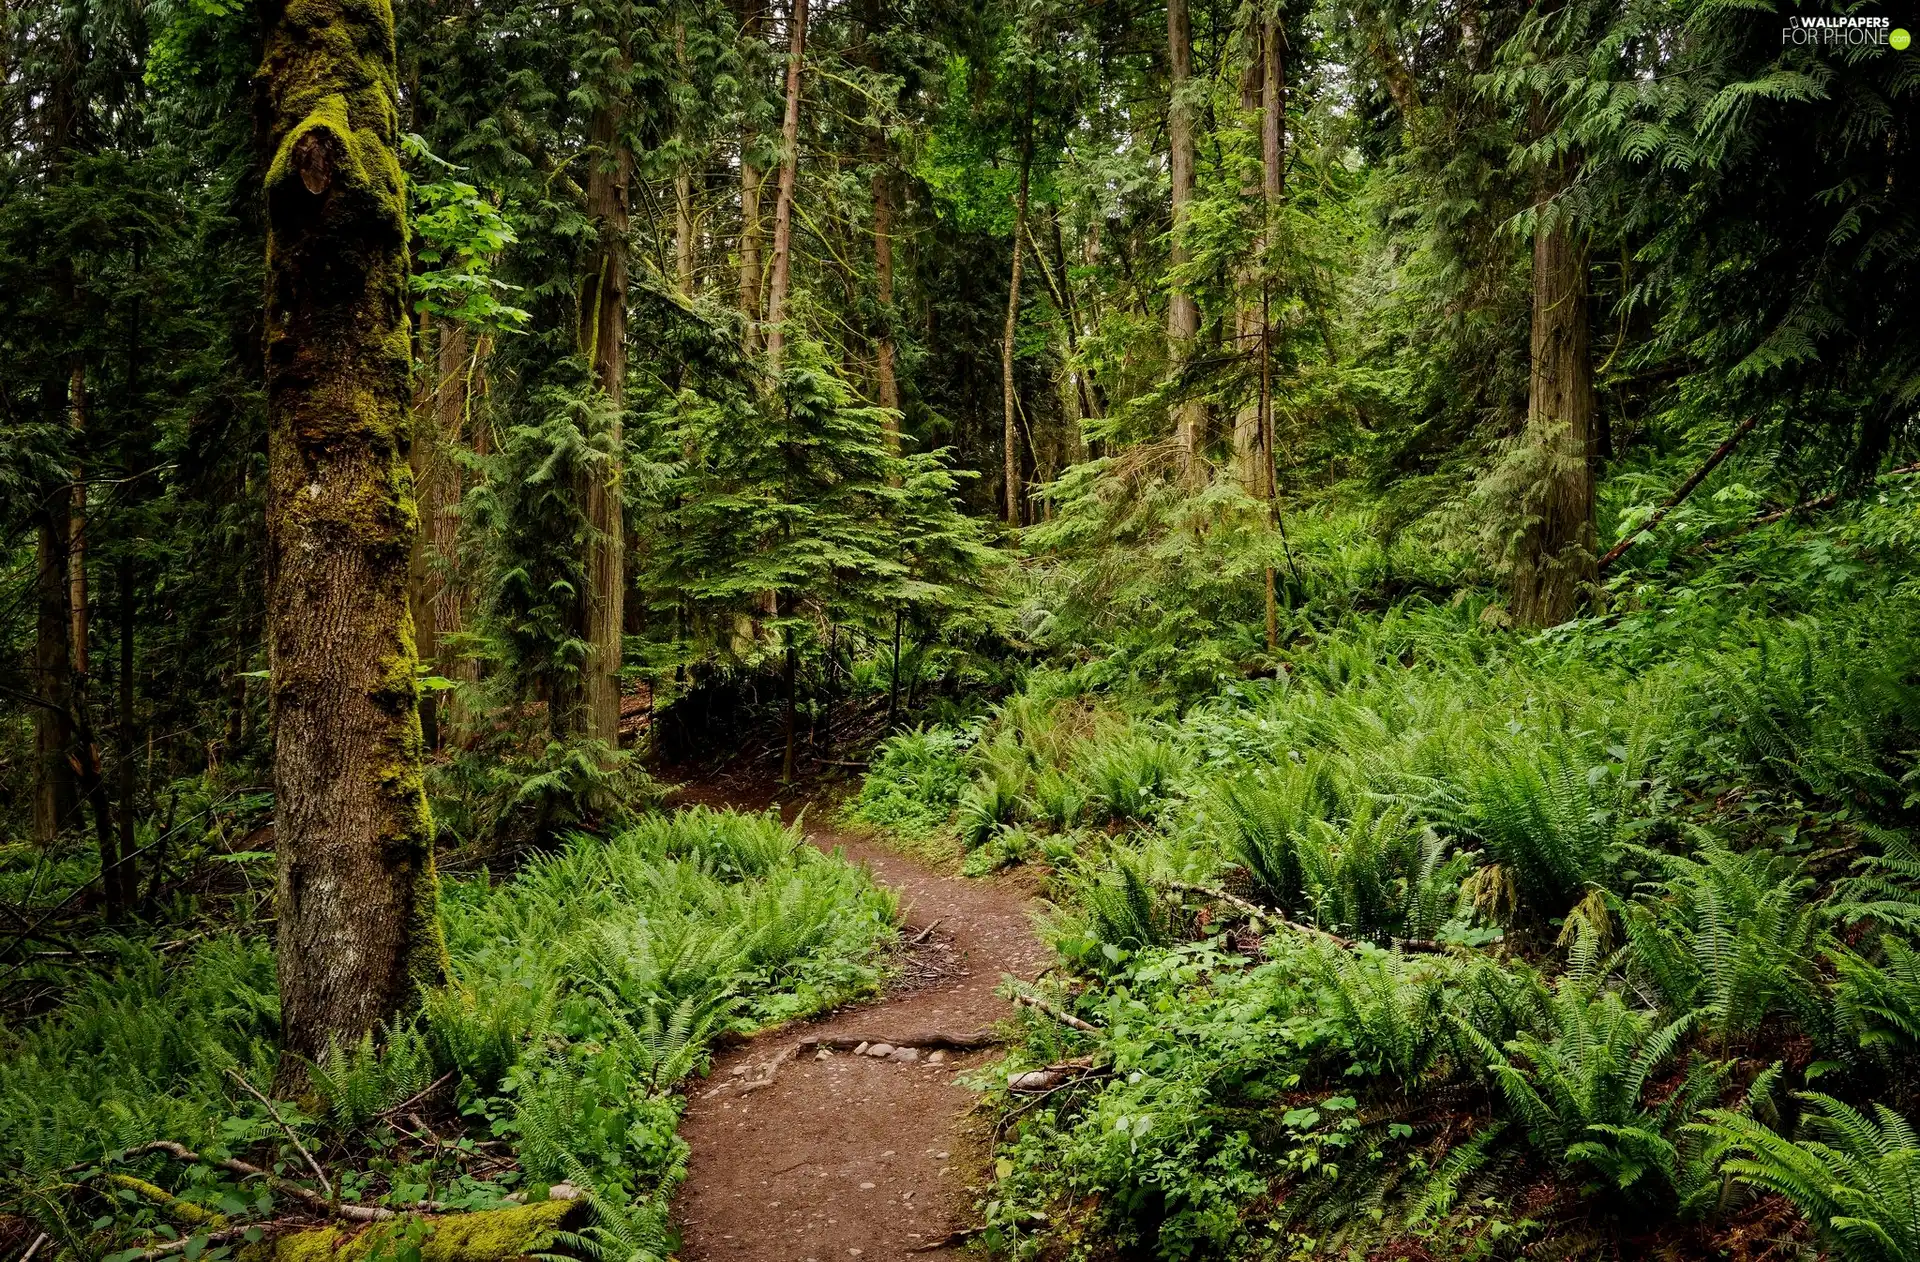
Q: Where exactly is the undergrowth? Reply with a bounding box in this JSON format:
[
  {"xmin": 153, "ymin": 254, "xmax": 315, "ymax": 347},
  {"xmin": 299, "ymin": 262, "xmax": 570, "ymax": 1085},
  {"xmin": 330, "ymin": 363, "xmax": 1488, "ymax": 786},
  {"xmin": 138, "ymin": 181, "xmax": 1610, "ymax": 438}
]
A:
[
  {"xmin": 856, "ymin": 492, "xmax": 1920, "ymax": 1260},
  {"xmin": 0, "ymin": 806, "xmax": 896, "ymax": 1260}
]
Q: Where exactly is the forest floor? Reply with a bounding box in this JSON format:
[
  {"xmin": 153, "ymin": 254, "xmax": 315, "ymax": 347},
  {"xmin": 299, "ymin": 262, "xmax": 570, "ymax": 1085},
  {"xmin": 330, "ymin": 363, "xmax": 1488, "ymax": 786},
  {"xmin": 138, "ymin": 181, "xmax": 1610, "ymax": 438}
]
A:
[{"xmin": 670, "ymin": 776, "xmax": 1048, "ymax": 1261}]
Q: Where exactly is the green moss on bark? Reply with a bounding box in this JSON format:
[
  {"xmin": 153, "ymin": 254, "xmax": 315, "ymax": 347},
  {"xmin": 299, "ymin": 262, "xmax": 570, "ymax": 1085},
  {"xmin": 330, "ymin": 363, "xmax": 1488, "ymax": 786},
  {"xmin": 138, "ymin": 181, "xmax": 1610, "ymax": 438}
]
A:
[
  {"xmin": 239, "ymin": 1199, "xmax": 579, "ymax": 1262},
  {"xmin": 259, "ymin": 0, "xmax": 444, "ymax": 1068}
]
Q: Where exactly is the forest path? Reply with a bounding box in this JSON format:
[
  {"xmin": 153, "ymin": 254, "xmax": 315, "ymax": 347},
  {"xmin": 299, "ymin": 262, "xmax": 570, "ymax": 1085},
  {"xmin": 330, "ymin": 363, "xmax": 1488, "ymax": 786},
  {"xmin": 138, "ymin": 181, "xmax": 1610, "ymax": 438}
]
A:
[{"xmin": 670, "ymin": 781, "xmax": 1048, "ymax": 1261}]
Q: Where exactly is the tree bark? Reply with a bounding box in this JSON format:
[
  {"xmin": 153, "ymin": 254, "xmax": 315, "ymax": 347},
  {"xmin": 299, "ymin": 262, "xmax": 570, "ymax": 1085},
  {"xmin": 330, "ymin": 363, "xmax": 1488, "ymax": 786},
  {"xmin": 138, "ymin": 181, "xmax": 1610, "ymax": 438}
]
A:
[
  {"xmin": 763, "ymin": 0, "xmax": 808, "ymax": 376},
  {"xmin": 117, "ymin": 556, "xmax": 139, "ymax": 911},
  {"xmin": 259, "ymin": 0, "xmax": 445, "ymax": 1078},
  {"xmin": 579, "ymin": 89, "xmax": 632, "ymax": 745},
  {"xmin": 872, "ymin": 159, "xmax": 899, "ymax": 441},
  {"xmin": 1167, "ymin": 0, "xmax": 1204, "ymax": 477},
  {"xmin": 1002, "ymin": 77, "xmax": 1034, "ymax": 526},
  {"xmin": 1260, "ymin": 17, "xmax": 1285, "ymax": 648},
  {"xmin": 675, "ymin": 166, "xmax": 696, "ymax": 296},
  {"xmin": 34, "ymin": 508, "xmax": 79, "ymax": 843},
  {"xmin": 1510, "ymin": 160, "xmax": 1597, "ymax": 627},
  {"xmin": 738, "ymin": 0, "xmax": 767, "ymax": 349}
]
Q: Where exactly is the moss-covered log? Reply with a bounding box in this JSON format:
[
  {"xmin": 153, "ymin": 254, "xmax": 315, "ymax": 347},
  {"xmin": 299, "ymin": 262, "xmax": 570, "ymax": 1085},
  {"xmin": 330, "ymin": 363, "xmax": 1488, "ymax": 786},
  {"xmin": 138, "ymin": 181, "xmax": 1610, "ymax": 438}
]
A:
[
  {"xmin": 240, "ymin": 1200, "xmax": 580, "ymax": 1262},
  {"xmin": 257, "ymin": 0, "xmax": 444, "ymax": 1077}
]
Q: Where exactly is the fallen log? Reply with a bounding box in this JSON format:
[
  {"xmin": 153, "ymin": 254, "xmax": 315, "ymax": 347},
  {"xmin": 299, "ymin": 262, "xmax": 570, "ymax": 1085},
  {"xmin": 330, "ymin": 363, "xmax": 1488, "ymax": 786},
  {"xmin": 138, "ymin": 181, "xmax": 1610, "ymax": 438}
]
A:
[
  {"xmin": 232, "ymin": 1197, "xmax": 581, "ymax": 1261},
  {"xmin": 1007, "ymin": 1055, "xmax": 1098, "ymax": 1092}
]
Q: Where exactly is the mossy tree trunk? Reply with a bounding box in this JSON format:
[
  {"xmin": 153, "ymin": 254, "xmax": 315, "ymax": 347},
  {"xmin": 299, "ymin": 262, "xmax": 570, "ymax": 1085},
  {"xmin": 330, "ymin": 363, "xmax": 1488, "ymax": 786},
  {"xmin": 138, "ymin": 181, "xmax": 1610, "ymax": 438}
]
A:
[
  {"xmin": 258, "ymin": 0, "xmax": 444, "ymax": 1079},
  {"xmin": 1511, "ymin": 153, "xmax": 1597, "ymax": 628}
]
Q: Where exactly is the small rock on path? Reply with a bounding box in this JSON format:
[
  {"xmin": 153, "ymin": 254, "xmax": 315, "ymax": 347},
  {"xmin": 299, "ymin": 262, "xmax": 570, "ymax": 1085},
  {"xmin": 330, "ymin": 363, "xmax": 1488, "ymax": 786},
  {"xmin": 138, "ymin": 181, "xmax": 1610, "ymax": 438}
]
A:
[{"xmin": 671, "ymin": 787, "xmax": 1047, "ymax": 1261}]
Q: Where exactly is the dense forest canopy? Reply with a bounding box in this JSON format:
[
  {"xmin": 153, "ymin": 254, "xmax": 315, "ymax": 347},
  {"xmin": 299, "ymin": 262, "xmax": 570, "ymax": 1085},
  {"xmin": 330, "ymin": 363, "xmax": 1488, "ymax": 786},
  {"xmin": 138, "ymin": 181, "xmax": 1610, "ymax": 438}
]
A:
[{"xmin": 2, "ymin": 0, "xmax": 1919, "ymax": 1258}]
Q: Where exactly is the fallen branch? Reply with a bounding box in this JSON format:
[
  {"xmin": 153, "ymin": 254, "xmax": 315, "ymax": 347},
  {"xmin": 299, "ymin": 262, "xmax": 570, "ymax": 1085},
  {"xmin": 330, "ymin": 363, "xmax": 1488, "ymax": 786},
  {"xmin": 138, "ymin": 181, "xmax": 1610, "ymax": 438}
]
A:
[
  {"xmin": 1007, "ymin": 1055, "xmax": 1098, "ymax": 1092},
  {"xmin": 18, "ymin": 1232, "xmax": 48, "ymax": 1262},
  {"xmin": 908, "ymin": 918, "xmax": 944, "ymax": 945},
  {"xmin": 120, "ymin": 1141, "xmax": 394, "ymax": 1222},
  {"xmin": 798, "ymin": 1028, "xmax": 1003, "ymax": 1053},
  {"xmin": 1012, "ymin": 991, "xmax": 1101, "ymax": 1034},
  {"xmin": 126, "ymin": 1224, "xmax": 261, "ymax": 1260},
  {"xmin": 225, "ymin": 1069, "xmax": 333, "ymax": 1200},
  {"xmin": 100, "ymin": 1174, "xmax": 227, "ymax": 1226},
  {"xmin": 909, "ymin": 1225, "xmax": 987, "ymax": 1252},
  {"xmin": 1167, "ymin": 881, "xmax": 1450, "ymax": 955},
  {"xmin": 1701, "ymin": 462, "xmax": 1920, "ymax": 550},
  {"xmin": 379, "ymin": 1071, "xmax": 455, "ymax": 1119},
  {"xmin": 1597, "ymin": 415, "xmax": 1758, "ymax": 573}
]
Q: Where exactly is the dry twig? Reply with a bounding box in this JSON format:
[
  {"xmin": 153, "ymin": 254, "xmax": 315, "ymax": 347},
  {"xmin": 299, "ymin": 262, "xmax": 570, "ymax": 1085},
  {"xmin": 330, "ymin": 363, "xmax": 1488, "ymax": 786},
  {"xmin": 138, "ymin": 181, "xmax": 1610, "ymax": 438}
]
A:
[
  {"xmin": 225, "ymin": 1069, "xmax": 333, "ymax": 1200},
  {"xmin": 120, "ymin": 1140, "xmax": 393, "ymax": 1222}
]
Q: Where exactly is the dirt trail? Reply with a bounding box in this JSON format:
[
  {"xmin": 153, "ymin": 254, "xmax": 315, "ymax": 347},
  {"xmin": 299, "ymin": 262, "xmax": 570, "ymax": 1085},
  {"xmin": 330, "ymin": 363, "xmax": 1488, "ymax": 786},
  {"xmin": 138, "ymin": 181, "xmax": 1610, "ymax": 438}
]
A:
[{"xmin": 671, "ymin": 787, "xmax": 1047, "ymax": 1261}]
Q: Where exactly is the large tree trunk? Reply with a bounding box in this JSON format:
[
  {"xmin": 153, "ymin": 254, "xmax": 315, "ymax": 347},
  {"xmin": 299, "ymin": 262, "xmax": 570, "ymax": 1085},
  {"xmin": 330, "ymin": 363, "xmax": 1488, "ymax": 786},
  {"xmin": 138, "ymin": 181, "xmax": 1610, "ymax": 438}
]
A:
[
  {"xmin": 408, "ymin": 316, "xmax": 480, "ymax": 745},
  {"xmin": 1167, "ymin": 0, "xmax": 1204, "ymax": 478},
  {"xmin": 763, "ymin": 0, "xmax": 807, "ymax": 376},
  {"xmin": 1001, "ymin": 78, "xmax": 1033, "ymax": 526},
  {"xmin": 67, "ymin": 365, "xmax": 122, "ymax": 912},
  {"xmin": 579, "ymin": 96, "xmax": 631, "ymax": 745},
  {"xmin": 1511, "ymin": 165, "xmax": 1597, "ymax": 627},
  {"xmin": 860, "ymin": 0, "xmax": 899, "ymax": 445},
  {"xmin": 260, "ymin": 0, "xmax": 445, "ymax": 1078},
  {"xmin": 432, "ymin": 322, "xmax": 477, "ymax": 687},
  {"xmin": 407, "ymin": 312, "xmax": 442, "ymax": 750}
]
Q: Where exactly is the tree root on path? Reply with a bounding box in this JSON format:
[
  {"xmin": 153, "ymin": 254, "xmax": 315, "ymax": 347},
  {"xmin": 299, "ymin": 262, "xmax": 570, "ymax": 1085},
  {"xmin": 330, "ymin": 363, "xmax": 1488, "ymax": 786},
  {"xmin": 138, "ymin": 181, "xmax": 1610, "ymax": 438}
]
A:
[{"xmin": 797, "ymin": 1028, "xmax": 1003, "ymax": 1052}]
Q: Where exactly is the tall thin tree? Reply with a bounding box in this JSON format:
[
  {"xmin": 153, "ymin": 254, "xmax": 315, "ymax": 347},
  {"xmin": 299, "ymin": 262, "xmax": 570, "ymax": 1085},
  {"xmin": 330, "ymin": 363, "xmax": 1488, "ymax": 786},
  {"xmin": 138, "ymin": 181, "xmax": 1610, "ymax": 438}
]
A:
[
  {"xmin": 1001, "ymin": 73, "xmax": 1034, "ymax": 525},
  {"xmin": 763, "ymin": 0, "xmax": 807, "ymax": 375},
  {"xmin": 579, "ymin": 55, "xmax": 633, "ymax": 744},
  {"xmin": 1166, "ymin": 0, "xmax": 1203, "ymax": 478}
]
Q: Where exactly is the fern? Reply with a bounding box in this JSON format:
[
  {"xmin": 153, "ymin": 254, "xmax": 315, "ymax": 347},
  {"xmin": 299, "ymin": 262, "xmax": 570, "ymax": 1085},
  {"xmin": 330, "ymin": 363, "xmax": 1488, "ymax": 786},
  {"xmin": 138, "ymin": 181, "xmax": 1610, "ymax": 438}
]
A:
[
  {"xmin": 1620, "ymin": 842, "xmax": 1826, "ymax": 1045},
  {"xmin": 1460, "ymin": 937, "xmax": 1718, "ymax": 1204},
  {"xmin": 1702, "ymin": 1093, "xmax": 1920, "ymax": 1262}
]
